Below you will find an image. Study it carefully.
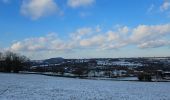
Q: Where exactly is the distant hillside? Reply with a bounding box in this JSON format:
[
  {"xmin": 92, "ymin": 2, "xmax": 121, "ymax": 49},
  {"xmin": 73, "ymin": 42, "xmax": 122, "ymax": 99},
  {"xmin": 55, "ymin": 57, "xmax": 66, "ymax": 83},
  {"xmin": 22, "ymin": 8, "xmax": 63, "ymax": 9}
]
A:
[{"xmin": 43, "ymin": 57, "xmax": 64, "ymax": 64}]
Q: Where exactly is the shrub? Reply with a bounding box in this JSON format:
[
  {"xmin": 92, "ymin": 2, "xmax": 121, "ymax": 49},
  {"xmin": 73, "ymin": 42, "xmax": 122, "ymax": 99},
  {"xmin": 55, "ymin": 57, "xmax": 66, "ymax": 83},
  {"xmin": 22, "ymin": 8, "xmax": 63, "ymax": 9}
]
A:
[{"xmin": 138, "ymin": 73, "xmax": 152, "ymax": 81}]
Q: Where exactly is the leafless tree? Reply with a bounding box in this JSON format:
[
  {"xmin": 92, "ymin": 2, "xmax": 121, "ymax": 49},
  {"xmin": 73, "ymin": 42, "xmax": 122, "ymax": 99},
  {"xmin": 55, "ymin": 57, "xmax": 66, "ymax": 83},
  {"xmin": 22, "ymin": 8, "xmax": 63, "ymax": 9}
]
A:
[
  {"xmin": 3, "ymin": 51, "xmax": 30, "ymax": 73},
  {"xmin": 0, "ymin": 52, "xmax": 3, "ymax": 60}
]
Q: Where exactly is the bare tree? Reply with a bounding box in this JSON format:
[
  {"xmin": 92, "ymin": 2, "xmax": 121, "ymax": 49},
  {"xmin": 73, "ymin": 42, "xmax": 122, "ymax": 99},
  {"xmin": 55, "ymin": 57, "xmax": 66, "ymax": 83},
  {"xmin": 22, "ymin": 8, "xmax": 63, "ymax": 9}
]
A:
[
  {"xmin": 72, "ymin": 67, "xmax": 88, "ymax": 77},
  {"xmin": 0, "ymin": 52, "xmax": 4, "ymax": 71},
  {"xmin": 0, "ymin": 52, "xmax": 3, "ymax": 60},
  {"xmin": 4, "ymin": 51, "xmax": 30, "ymax": 73}
]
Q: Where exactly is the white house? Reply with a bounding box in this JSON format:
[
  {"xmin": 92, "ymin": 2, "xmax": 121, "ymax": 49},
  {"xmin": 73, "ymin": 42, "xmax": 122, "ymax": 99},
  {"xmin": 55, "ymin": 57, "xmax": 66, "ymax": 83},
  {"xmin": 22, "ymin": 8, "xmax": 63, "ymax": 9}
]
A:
[
  {"xmin": 88, "ymin": 70, "xmax": 105, "ymax": 77},
  {"xmin": 112, "ymin": 70, "xmax": 127, "ymax": 77}
]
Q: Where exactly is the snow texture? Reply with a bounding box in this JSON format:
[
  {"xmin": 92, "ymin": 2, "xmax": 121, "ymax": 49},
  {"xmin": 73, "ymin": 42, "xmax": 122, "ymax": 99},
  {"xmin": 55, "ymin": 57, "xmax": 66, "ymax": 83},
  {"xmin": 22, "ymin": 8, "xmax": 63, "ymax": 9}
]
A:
[{"xmin": 0, "ymin": 73, "xmax": 170, "ymax": 100}]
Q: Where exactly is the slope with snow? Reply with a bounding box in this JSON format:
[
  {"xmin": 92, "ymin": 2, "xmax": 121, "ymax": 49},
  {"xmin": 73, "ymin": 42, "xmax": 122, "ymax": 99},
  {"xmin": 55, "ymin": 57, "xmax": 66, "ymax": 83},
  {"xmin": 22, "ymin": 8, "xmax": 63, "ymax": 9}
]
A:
[{"xmin": 0, "ymin": 73, "xmax": 170, "ymax": 100}]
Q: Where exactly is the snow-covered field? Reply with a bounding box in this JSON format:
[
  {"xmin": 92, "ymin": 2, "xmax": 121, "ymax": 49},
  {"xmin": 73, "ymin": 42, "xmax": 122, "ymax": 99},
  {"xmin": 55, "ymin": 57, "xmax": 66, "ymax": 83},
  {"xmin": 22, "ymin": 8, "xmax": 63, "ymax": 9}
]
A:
[{"xmin": 0, "ymin": 73, "xmax": 170, "ymax": 100}]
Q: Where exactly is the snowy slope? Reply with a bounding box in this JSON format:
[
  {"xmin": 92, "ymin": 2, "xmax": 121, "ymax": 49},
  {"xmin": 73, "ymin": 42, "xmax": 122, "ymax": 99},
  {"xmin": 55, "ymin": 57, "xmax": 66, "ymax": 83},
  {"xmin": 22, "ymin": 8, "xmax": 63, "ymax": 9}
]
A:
[{"xmin": 0, "ymin": 73, "xmax": 170, "ymax": 100}]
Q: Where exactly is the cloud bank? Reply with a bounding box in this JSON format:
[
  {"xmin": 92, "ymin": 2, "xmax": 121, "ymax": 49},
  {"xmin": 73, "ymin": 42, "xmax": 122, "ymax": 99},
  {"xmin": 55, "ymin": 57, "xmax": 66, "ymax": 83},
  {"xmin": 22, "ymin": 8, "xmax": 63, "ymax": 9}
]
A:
[{"xmin": 9, "ymin": 24, "xmax": 170, "ymax": 53}]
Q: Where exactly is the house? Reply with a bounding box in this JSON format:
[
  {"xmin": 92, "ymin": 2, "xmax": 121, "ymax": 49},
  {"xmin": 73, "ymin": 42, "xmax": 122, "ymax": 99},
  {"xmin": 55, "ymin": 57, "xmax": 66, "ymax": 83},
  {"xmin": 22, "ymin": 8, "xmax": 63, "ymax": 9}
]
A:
[
  {"xmin": 152, "ymin": 70, "xmax": 163, "ymax": 81},
  {"xmin": 163, "ymin": 72, "xmax": 170, "ymax": 80},
  {"xmin": 88, "ymin": 70, "xmax": 105, "ymax": 77},
  {"xmin": 88, "ymin": 60, "xmax": 97, "ymax": 67},
  {"xmin": 152, "ymin": 70, "xmax": 170, "ymax": 81},
  {"xmin": 111, "ymin": 70, "xmax": 127, "ymax": 77},
  {"xmin": 97, "ymin": 60, "xmax": 142, "ymax": 67}
]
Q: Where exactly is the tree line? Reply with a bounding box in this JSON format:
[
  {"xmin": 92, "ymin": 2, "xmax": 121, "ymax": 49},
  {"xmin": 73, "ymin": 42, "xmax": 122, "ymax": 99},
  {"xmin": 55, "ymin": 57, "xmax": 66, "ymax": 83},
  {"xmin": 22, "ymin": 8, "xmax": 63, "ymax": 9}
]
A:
[{"xmin": 0, "ymin": 51, "xmax": 30, "ymax": 73}]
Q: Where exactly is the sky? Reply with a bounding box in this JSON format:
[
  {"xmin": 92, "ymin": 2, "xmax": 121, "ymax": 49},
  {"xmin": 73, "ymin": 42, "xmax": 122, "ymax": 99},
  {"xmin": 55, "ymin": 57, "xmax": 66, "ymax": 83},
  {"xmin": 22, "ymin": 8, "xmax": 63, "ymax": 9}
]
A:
[{"xmin": 0, "ymin": 0, "xmax": 170, "ymax": 60}]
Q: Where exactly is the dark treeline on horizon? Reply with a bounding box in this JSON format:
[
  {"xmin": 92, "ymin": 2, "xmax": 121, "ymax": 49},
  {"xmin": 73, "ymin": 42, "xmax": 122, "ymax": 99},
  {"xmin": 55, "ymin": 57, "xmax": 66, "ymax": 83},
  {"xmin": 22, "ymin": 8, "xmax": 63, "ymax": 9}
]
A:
[{"xmin": 0, "ymin": 51, "xmax": 30, "ymax": 73}]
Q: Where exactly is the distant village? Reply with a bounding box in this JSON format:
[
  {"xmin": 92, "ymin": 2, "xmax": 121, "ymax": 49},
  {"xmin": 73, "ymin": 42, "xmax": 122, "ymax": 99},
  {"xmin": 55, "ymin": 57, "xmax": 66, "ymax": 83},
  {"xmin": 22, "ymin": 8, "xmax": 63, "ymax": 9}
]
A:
[
  {"xmin": 0, "ymin": 51, "xmax": 170, "ymax": 82},
  {"xmin": 28, "ymin": 57, "xmax": 170, "ymax": 81}
]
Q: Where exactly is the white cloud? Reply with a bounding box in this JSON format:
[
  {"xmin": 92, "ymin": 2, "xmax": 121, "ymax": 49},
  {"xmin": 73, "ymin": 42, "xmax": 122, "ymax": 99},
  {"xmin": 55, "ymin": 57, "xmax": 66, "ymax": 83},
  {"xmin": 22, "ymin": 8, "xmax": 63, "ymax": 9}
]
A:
[
  {"xmin": 118, "ymin": 26, "xmax": 129, "ymax": 34},
  {"xmin": 147, "ymin": 4, "xmax": 155, "ymax": 13},
  {"xmin": 11, "ymin": 42, "xmax": 25, "ymax": 51},
  {"xmin": 67, "ymin": 0, "xmax": 95, "ymax": 8},
  {"xmin": 102, "ymin": 42, "xmax": 127, "ymax": 50},
  {"xmin": 10, "ymin": 33, "xmax": 73, "ymax": 52},
  {"xmin": 147, "ymin": 1, "xmax": 170, "ymax": 17},
  {"xmin": 107, "ymin": 31, "xmax": 119, "ymax": 41},
  {"xmin": 77, "ymin": 27, "xmax": 125, "ymax": 49},
  {"xmin": 70, "ymin": 27, "xmax": 93, "ymax": 41},
  {"xmin": 95, "ymin": 25, "xmax": 101, "ymax": 33},
  {"xmin": 80, "ymin": 35, "xmax": 105, "ymax": 47},
  {"xmin": 21, "ymin": 0, "xmax": 58, "ymax": 20},
  {"xmin": 9, "ymin": 24, "xmax": 170, "ymax": 54},
  {"xmin": 138, "ymin": 40, "xmax": 170, "ymax": 49},
  {"xmin": 130, "ymin": 24, "xmax": 170, "ymax": 43},
  {"xmin": 76, "ymin": 27, "xmax": 92, "ymax": 35},
  {"xmin": 72, "ymin": 26, "xmax": 122, "ymax": 49},
  {"xmin": 160, "ymin": 1, "xmax": 170, "ymax": 11}
]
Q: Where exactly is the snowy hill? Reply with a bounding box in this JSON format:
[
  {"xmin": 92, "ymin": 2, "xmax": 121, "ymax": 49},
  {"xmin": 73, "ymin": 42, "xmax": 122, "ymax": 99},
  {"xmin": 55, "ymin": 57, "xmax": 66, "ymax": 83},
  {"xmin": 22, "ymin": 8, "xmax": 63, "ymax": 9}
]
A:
[{"xmin": 0, "ymin": 73, "xmax": 170, "ymax": 100}]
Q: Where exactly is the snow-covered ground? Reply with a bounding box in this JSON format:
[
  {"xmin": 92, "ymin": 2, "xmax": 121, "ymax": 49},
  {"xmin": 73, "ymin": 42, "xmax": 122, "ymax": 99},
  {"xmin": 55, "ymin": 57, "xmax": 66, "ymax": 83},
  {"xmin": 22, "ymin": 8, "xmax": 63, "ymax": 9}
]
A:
[{"xmin": 0, "ymin": 73, "xmax": 170, "ymax": 100}]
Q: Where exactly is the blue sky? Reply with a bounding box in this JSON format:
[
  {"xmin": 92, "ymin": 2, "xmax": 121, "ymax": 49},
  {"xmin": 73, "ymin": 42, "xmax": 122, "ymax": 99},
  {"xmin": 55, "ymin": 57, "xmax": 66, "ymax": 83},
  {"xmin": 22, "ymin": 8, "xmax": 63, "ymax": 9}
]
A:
[{"xmin": 0, "ymin": 0, "xmax": 170, "ymax": 59}]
